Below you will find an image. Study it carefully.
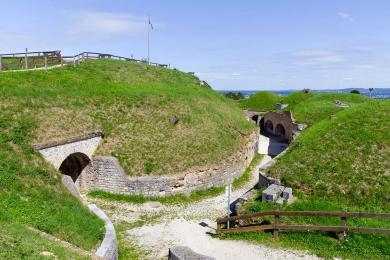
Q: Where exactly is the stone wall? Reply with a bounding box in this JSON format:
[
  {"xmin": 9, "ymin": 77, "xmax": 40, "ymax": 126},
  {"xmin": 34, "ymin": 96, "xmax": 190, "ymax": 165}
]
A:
[
  {"xmin": 34, "ymin": 132, "xmax": 103, "ymax": 169},
  {"xmin": 263, "ymin": 111, "xmax": 294, "ymax": 142},
  {"xmin": 77, "ymin": 132, "xmax": 259, "ymax": 196}
]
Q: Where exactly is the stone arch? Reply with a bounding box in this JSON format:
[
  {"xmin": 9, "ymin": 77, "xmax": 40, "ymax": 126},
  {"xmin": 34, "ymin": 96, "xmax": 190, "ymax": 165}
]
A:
[
  {"xmin": 59, "ymin": 152, "xmax": 91, "ymax": 182},
  {"xmin": 275, "ymin": 124, "xmax": 286, "ymax": 138},
  {"xmin": 265, "ymin": 120, "xmax": 274, "ymax": 132}
]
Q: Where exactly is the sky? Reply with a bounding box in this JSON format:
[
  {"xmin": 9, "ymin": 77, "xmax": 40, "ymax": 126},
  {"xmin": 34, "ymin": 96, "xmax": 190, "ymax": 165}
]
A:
[{"xmin": 1, "ymin": 0, "xmax": 390, "ymax": 90}]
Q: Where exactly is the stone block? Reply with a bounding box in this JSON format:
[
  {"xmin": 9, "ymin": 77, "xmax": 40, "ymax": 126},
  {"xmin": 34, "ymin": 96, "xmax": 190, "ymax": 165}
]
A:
[
  {"xmin": 168, "ymin": 246, "xmax": 214, "ymax": 260},
  {"xmin": 282, "ymin": 187, "xmax": 293, "ymax": 200}
]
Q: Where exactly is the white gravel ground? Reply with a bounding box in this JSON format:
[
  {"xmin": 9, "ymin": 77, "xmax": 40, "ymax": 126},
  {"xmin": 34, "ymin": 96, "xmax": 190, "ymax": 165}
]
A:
[{"xmin": 87, "ymin": 136, "xmax": 320, "ymax": 260}]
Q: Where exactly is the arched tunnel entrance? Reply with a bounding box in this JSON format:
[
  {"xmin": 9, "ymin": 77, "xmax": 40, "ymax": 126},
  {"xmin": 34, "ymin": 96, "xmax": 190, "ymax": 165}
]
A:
[
  {"xmin": 275, "ymin": 124, "xmax": 286, "ymax": 138},
  {"xmin": 59, "ymin": 153, "xmax": 91, "ymax": 182},
  {"xmin": 265, "ymin": 120, "xmax": 274, "ymax": 133}
]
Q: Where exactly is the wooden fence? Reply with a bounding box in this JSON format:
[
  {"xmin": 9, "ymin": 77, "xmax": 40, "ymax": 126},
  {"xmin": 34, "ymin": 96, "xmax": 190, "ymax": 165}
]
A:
[
  {"xmin": 0, "ymin": 50, "xmax": 169, "ymax": 72},
  {"xmin": 216, "ymin": 210, "xmax": 390, "ymax": 241}
]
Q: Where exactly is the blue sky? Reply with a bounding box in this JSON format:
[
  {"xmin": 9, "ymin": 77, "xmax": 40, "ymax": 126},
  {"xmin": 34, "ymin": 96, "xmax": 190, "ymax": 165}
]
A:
[{"xmin": 1, "ymin": 1, "xmax": 390, "ymax": 90}]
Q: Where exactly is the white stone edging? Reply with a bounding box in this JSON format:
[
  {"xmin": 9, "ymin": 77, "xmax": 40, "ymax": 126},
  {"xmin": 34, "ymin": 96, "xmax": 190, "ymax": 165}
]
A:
[
  {"xmin": 88, "ymin": 204, "xmax": 118, "ymax": 260},
  {"xmin": 61, "ymin": 176, "xmax": 118, "ymax": 260}
]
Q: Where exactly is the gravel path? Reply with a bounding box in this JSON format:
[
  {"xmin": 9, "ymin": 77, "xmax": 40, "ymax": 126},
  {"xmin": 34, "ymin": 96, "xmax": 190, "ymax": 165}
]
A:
[{"xmin": 88, "ymin": 154, "xmax": 320, "ymax": 260}]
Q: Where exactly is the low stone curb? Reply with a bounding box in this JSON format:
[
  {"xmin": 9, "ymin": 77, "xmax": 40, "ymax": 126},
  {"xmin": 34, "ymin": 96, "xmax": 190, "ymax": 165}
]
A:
[{"xmin": 89, "ymin": 204, "xmax": 118, "ymax": 260}]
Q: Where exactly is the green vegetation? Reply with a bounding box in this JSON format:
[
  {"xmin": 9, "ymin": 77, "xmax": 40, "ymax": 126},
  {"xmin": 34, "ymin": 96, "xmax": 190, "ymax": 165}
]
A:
[
  {"xmin": 0, "ymin": 59, "xmax": 254, "ymax": 176},
  {"xmin": 225, "ymin": 100, "xmax": 390, "ymax": 258},
  {"xmin": 350, "ymin": 89, "xmax": 361, "ymax": 94},
  {"xmin": 240, "ymin": 90, "xmax": 369, "ymax": 126},
  {"xmin": 89, "ymin": 154, "xmax": 263, "ymax": 204},
  {"xmin": 0, "ymin": 106, "xmax": 104, "ymax": 253},
  {"xmin": 239, "ymin": 91, "xmax": 280, "ymax": 111},
  {"xmin": 0, "ymin": 60, "xmax": 255, "ymax": 255},
  {"xmin": 0, "ymin": 222, "xmax": 89, "ymax": 259},
  {"xmin": 289, "ymin": 92, "xmax": 369, "ymax": 125},
  {"xmin": 224, "ymin": 91, "xmax": 244, "ymax": 100}
]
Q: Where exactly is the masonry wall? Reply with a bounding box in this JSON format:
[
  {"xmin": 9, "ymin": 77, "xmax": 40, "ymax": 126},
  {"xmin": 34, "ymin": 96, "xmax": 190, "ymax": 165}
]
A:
[
  {"xmin": 263, "ymin": 111, "xmax": 294, "ymax": 142},
  {"xmin": 36, "ymin": 133, "xmax": 102, "ymax": 169},
  {"xmin": 76, "ymin": 132, "xmax": 259, "ymax": 196}
]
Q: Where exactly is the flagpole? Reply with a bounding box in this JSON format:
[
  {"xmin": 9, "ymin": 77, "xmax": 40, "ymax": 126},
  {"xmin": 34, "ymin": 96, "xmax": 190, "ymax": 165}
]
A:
[{"xmin": 147, "ymin": 14, "xmax": 150, "ymax": 64}]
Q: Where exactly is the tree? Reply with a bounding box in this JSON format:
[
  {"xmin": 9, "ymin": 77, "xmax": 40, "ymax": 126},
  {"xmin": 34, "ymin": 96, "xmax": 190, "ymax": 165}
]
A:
[{"xmin": 350, "ymin": 89, "xmax": 361, "ymax": 94}]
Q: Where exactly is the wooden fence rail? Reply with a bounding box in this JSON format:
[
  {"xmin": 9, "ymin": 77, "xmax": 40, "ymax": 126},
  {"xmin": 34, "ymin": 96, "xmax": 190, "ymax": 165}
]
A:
[
  {"xmin": 0, "ymin": 50, "xmax": 169, "ymax": 72},
  {"xmin": 216, "ymin": 210, "xmax": 390, "ymax": 241}
]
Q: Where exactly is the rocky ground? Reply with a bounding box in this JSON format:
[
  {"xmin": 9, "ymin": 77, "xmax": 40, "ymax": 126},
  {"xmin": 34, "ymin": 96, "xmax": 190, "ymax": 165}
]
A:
[{"xmin": 86, "ymin": 135, "xmax": 320, "ymax": 260}]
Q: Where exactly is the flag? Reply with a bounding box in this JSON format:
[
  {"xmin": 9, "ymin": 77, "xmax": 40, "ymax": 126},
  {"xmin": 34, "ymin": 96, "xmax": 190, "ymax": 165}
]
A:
[{"xmin": 149, "ymin": 18, "xmax": 154, "ymax": 30}]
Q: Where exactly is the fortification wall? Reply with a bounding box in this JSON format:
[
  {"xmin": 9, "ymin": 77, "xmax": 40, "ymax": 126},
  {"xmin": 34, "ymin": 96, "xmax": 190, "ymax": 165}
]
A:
[
  {"xmin": 77, "ymin": 132, "xmax": 259, "ymax": 196},
  {"xmin": 263, "ymin": 111, "xmax": 294, "ymax": 142}
]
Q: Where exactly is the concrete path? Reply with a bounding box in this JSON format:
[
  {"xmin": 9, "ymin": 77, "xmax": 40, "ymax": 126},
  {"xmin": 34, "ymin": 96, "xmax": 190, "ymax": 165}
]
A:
[{"xmin": 258, "ymin": 134, "xmax": 288, "ymax": 157}]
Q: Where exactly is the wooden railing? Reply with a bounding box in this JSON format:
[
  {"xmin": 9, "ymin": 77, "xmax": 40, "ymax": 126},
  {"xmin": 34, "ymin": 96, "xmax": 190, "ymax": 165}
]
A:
[
  {"xmin": 216, "ymin": 210, "xmax": 390, "ymax": 241},
  {"xmin": 0, "ymin": 50, "xmax": 62, "ymax": 71},
  {"xmin": 0, "ymin": 50, "xmax": 169, "ymax": 72}
]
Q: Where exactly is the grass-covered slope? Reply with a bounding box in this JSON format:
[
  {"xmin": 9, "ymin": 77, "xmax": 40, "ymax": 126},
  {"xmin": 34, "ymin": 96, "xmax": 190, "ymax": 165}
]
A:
[
  {"xmin": 0, "ymin": 60, "xmax": 255, "ymax": 256},
  {"xmin": 0, "ymin": 108, "xmax": 104, "ymax": 256},
  {"xmin": 0, "ymin": 60, "xmax": 255, "ymax": 176},
  {"xmin": 239, "ymin": 91, "xmax": 280, "ymax": 111},
  {"xmin": 233, "ymin": 100, "xmax": 390, "ymax": 259},
  {"xmin": 289, "ymin": 92, "xmax": 369, "ymax": 126},
  {"xmin": 268, "ymin": 100, "xmax": 389, "ymax": 208}
]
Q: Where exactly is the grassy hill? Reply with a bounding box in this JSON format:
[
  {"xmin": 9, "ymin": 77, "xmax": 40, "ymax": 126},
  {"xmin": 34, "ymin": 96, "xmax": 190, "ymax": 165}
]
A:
[
  {"xmin": 239, "ymin": 91, "xmax": 280, "ymax": 111},
  {"xmin": 288, "ymin": 92, "xmax": 369, "ymax": 126},
  {"xmin": 0, "ymin": 59, "xmax": 255, "ymax": 255},
  {"xmin": 0, "ymin": 60, "xmax": 255, "ymax": 176},
  {"xmin": 227, "ymin": 99, "xmax": 390, "ymax": 258},
  {"xmin": 0, "ymin": 105, "xmax": 104, "ymax": 257}
]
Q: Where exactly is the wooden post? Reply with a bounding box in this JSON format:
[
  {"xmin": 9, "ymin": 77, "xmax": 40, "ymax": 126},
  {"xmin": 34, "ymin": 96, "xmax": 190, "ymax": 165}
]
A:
[
  {"xmin": 0, "ymin": 55, "xmax": 2, "ymax": 72},
  {"xmin": 338, "ymin": 211, "xmax": 347, "ymax": 241},
  {"xmin": 44, "ymin": 54, "xmax": 48, "ymax": 71},
  {"xmin": 273, "ymin": 209, "xmax": 280, "ymax": 238},
  {"xmin": 25, "ymin": 48, "xmax": 28, "ymax": 70}
]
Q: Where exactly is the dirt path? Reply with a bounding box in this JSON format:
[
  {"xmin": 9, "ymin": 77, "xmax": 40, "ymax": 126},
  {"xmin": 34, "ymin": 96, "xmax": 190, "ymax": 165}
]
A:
[{"xmin": 87, "ymin": 154, "xmax": 320, "ymax": 259}]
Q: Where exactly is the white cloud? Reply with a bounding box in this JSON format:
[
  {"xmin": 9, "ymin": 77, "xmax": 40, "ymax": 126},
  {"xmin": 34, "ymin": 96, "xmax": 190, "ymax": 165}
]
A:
[
  {"xmin": 67, "ymin": 11, "xmax": 160, "ymax": 37},
  {"xmin": 338, "ymin": 12, "xmax": 354, "ymax": 22},
  {"xmin": 290, "ymin": 50, "xmax": 345, "ymax": 65}
]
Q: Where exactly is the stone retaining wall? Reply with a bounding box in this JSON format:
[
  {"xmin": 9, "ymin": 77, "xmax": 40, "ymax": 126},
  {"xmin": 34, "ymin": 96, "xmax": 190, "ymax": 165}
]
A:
[{"xmin": 77, "ymin": 132, "xmax": 259, "ymax": 196}]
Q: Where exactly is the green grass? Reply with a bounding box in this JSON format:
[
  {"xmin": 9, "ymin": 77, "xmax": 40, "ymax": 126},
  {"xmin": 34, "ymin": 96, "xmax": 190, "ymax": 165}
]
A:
[
  {"xmin": 289, "ymin": 92, "xmax": 369, "ymax": 125},
  {"xmin": 0, "ymin": 108, "xmax": 104, "ymax": 252},
  {"xmin": 239, "ymin": 91, "xmax": 280, "ymax": 111},
  {"xmin": 0, "ymin": 59, "xmax": 254, "ymax": 176},
  {"xmin": 0, "ymin": 222, "xmax": 90, "ymax": 259},
  {"xmin": 227, "ymin": 100, "xmax": 390, "ymax": 259},
  {"xmin": 89, "ymin": 154, "xmax": 263, "ymax": 204}
]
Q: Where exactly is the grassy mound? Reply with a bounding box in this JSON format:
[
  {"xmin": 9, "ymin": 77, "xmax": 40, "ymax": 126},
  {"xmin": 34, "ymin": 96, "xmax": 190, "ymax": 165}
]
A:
[
  {"xmin": 239, "ymin": 91, "xmax": 280, "ymax": 111},
  {"xmin": 0, "ymin": 60, "xmax": 255, "ymax": 176},
  {"xmin": 233, "ymin": 100, "xmax": 390, "ymax": 258},
  {"xmin": 0, "ymin": 59, "xmax": 255, "ymax": 255},
  {"xmin": 0, "ymin": 108, "xmax": 104, "ymax": 254},
  {"xmin": 289, "ymin": 92, "xmax": 369, "ymax": 125}
]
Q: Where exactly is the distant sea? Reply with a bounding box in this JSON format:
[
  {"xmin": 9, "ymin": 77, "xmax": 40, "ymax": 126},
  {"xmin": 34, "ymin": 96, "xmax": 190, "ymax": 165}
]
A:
[{"xmin": 218, "ymin": 88, "xmax": 390, "ymax": 99}]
